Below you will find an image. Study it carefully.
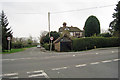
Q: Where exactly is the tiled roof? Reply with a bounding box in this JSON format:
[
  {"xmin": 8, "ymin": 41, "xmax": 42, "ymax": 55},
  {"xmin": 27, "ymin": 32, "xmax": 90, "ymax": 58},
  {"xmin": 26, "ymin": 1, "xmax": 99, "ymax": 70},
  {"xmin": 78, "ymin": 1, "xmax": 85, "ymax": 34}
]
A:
[
  {"xmin": 53, "ymin": 34, "xmax": 72, "ymax": 44},
  {"xmin": 59, "ymin": 27, "xmax": 83, "ymax": 32}
]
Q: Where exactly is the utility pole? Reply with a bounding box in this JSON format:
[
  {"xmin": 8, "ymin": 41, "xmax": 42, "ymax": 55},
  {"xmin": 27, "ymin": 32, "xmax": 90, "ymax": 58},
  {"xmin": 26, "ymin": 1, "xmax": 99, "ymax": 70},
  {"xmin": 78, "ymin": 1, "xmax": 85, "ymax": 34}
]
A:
[
  {"xmin": 48, "ymin": 12, "xmax": 50, "ymax": 38},
  {"xmin": 48, "ymin": 12, "xmax": 51, "ymax": 51}
]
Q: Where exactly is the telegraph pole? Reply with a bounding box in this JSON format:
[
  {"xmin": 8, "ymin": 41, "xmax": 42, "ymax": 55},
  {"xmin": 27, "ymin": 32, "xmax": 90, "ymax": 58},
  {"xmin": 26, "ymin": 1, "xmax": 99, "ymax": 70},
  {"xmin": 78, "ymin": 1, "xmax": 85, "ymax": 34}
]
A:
[
  {"xmin": 48, "ymin": 12, "xmax": 50, "ymax": 38},
  {"xmin": 48, "ymin": 12, "xmax": 51, "ymax": 51}
]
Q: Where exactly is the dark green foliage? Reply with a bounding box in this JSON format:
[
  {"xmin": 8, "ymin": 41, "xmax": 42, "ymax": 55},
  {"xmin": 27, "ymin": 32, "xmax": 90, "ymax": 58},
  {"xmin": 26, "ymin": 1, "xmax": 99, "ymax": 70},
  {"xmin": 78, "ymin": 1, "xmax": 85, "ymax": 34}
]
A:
[
  {"xmin": 73, "ymin": 37, "xmax": 120, "ymax": 51},
  {"xmin": 43, "ymin": 43, "xmax": 50, "ymax": 50},
  {"xmin": 98, "ymin": 33, "xmax": 112, "ymax": 37},
  {"xmin": 60, "ymin": 42, "xmax": 72, "ymax": 52},
  {"xmin": 109, "ymin": 1, "xmax": 120, "ymax": 37},
  {"xmin": 0, "ymin": 11, "xmax": 13, "ymax": 51},
  {"xmin": 84, "ymin": 15, "xmax": 100, "ymax": 37},
  {"xmin": 43, "ymin": 43, "xmax": 54, "ymax": 50},
  {"xmin": 12, "ymin": 43, "xmax": 23, "ymax": 49},
  {"xmin": 40, "ymin": 31, "xmax": 60, "ymax": 45}
]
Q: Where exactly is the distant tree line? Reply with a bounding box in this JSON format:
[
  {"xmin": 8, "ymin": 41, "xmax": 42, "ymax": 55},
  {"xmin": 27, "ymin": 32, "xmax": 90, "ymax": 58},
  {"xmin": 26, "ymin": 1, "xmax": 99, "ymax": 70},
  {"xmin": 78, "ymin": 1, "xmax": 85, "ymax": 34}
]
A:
[{"xmin": 12, "ymin": 36, "xmax": 38, "ymax": 49}]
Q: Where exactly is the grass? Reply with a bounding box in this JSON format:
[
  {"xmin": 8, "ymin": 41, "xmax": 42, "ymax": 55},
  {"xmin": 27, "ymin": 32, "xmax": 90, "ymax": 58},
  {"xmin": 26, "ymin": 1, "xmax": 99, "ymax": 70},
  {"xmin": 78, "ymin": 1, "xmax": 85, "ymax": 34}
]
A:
[
  {"xmin": 0, "ymin": 46, "xmax": 36, "ymax": 54},
  {"xmin": 1, "ymin": 48, "xmax": 26, "ymax": 54}
]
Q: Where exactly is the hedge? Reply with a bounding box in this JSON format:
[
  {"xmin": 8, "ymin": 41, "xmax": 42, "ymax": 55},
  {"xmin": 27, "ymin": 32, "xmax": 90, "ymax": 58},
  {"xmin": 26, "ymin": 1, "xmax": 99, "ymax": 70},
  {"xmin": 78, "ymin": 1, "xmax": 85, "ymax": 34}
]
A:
[
  {"xmin": 43, "ymin": 43, "xmax": 55, "ymax": 51},
  {"xmin": 73, "ymin": 37, "xmax": 120, "ymax": 51},
  {"xmin": 12, "ymin": 43, "xmax": 36, "ymax": 49}
]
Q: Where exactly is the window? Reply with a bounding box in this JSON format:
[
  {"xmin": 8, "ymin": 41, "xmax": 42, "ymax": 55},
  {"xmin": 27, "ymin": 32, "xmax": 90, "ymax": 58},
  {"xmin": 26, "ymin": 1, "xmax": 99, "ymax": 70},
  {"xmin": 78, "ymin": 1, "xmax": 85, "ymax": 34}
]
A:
[{"xmin": 64, "ymin": 28, "xmax": 70, "ymax": 30}]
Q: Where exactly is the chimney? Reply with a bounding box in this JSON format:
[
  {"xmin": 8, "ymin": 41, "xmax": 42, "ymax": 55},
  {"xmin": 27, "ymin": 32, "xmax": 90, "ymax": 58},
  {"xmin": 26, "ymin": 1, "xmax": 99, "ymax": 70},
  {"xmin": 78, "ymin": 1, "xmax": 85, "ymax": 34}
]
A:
[{"xmin": 63, "ymin": 22, "xmax": 67, "ymax": 28}]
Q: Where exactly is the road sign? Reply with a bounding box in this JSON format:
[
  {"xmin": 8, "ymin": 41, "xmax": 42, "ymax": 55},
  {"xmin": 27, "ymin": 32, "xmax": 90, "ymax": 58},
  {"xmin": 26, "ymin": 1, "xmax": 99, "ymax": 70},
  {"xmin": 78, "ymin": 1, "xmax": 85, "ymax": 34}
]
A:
[
  {"xmin": 7, "ymin": 37, "xmax": 11, "ymax": 41},
  {"xmin": 50, "ymin": 37, "xmax": 54, "ymax": 41}
]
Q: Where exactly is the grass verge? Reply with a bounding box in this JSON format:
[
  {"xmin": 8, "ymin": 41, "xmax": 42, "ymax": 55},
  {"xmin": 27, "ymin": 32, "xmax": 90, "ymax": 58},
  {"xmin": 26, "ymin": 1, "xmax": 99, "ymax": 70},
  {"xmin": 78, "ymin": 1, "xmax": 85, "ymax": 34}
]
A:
[
  {"xmin": 0, "ymin": 48, "xmax": 26, "ymax": 54},
  {"xmin": 0, "ymin": 46, "xmax": 36, "ymax": 54}
]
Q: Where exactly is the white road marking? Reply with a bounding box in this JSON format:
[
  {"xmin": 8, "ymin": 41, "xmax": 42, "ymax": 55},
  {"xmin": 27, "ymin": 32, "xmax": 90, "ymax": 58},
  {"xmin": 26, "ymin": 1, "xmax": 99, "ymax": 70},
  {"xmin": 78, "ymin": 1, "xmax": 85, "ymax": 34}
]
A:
[
  {"xmin": 42, "ymin": 71, "xmax": 50, "ymax": 78},
  {"xmin": 9, "ymin": 77, "xmax": 19, "ymax": 79},
  {"xmin": 75, "ymin": 64, "xmax": 87, "ymax": 67},
  {"xmin": 90, "ymin": 62, "xmax": 100, "ymax": 65},
  {"xmin": 112, "ymin": 51, "xmax": 114, "ymax": 53},
  {"xmin": 73, "ymin": 55, "xmax": 75, "ymax": 56},
  {"xmin": 96, "ymin": 53, "xmax": 99, "ymax": 54},
  {"xmin": 27, "ymin": 70, "xmax": 50, "ymax": 78},
  {"xmin": 2, "ymin": 73, "xmax": 18, "ymax": 76},
  {"xmin": 2, "ymin": 57, "xmax": 35, "ymax": 61},
  {"xmin": 102, "ymin": 60, "xmax": 112, "ymax": 63},
  {"xmin": 27, "ymin": 70, "xmax": 43, "ymax": 74},
  {"xmin": 3, "ymin": 59, "xmax": 16, "ymax": 61},
  {"xmin": 1, "ymin": 73, "xmax": 18, "ymax": 79},
  {"xmin": 113, "ymin": 59, "xmax": 120, "ymax": 61},
  {"xmin": 52, "ymin": 67, "xmax": 68, "ymax": 70},
  {"xmin": 28, "ymin": 74, "xmax": 44, "ymax": 78}
]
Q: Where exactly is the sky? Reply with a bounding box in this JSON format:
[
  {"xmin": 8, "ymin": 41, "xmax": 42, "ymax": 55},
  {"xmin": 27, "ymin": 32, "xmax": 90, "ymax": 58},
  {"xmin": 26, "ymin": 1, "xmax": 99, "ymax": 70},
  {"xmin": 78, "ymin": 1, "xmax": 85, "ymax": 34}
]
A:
[{"xmin": 0, "ymin": 0, "xmax": 119, "ymax": 38}]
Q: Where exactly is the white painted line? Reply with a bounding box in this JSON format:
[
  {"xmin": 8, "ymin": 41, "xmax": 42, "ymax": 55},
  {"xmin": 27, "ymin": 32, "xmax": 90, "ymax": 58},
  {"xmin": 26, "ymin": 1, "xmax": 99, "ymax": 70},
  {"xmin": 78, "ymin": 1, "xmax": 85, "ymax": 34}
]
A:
[
  {"xmin": 113, "ymin": 59, "xmax": 120, "ymax": 61},
  {"xmin": 52, "ymin": 67, "xmax": 68, "ymax": 70},
  {"xmin": 3, "ymin": 57, "xmax": 34, "ymax": 61},
  {"xmin": 90, "ymin": 62, "xmax": 100, "ymax": 65},
  {"xmin": 9, "ymin": 77, "xmax": 19, "ymax": 79},
  {"xmin": 102, "ymin": 60, "xmax": 112, "ymax": 63},
  {"xmin": 42, "ymin": 72, "xmax": 50, "ymax": 78},
  {"xmin": 2, "ymin": 59, "xmax": 16, "ymax": 61},
  {"xmin": 75, "ymin": 64, "xmax": 87, "ymax": 67},
  {"xmin": 73, "ymin": 55, "xmax": 75, "ymax": 56},
  {"xmin": 112, "ymin": 51, "xmax": 114, "ymax": 53},
  {"xmin": 2, "ymin": 73, "xmax": 18, "ymax": 77},
  {"xmin": 28, "ymin": 70, "xmax": 50, "ymax": 78},
  {"xmin": 28, "ymin": 74, "xmax": 44, "ymax": 78},
  {"xmin": 27, "ymin": 70, "xmax": 43, "ymax": 74},
  {"xmin": 96, "ymin": 53, "xmax": 99, "ymax": 54}
]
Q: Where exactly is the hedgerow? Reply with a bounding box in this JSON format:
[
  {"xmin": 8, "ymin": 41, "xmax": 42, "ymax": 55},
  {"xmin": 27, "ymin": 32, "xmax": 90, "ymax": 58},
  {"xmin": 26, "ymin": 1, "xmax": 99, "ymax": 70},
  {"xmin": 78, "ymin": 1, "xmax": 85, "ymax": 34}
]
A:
[{"xmin": 72, "ymin": 37, "xmax": 120, "ymax": 51}]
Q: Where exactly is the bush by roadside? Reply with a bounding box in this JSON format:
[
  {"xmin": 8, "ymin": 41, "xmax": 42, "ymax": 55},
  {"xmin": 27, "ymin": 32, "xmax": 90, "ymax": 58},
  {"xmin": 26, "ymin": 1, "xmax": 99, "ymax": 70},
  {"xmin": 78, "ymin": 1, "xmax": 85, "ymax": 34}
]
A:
[
  {"xmin": 72, "ymin": 37, "xmax": 120, "ymax": 51},
  {"xmin": 12, "ymin": 42, "xmax": 37, "ymax": 49},
  {"xmin": 42, "ymin": 43, "xmax": 54, "ymax": 51}
]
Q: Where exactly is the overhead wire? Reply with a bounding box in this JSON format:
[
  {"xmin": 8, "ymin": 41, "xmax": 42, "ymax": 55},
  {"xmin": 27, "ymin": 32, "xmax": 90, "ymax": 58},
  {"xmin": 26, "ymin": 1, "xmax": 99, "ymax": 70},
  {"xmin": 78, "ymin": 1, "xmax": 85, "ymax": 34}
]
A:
[{"xmin": 51, "ymin": 4, "xmax": 116, "ymax": 14}]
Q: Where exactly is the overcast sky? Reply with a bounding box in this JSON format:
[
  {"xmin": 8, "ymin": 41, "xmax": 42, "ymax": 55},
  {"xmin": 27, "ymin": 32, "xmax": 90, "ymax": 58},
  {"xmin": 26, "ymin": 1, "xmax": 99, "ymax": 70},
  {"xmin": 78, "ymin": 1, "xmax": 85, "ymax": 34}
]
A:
[{"xmin": 0, "ymin": 0, "xmax": 119, "ymax": 38}]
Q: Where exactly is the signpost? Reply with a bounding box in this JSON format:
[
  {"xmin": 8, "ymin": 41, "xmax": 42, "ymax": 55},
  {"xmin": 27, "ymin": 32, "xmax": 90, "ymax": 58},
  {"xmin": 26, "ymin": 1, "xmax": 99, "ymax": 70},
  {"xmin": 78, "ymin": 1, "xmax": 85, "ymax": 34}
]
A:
[
  {"xmin": 50, "ymin": 37, "xmax": 54, "ymax": 51},
  {"xmin": 7, "ymin": 37, "xmax": 11, "ymax": 52}
]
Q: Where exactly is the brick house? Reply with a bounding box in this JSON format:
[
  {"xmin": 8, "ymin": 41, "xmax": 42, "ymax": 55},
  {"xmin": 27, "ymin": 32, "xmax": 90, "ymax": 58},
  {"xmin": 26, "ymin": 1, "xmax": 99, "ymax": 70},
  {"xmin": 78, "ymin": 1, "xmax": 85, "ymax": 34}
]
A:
[{"xmin": 59, "ymin": 22, "xmax": 83, "ymax": 38}]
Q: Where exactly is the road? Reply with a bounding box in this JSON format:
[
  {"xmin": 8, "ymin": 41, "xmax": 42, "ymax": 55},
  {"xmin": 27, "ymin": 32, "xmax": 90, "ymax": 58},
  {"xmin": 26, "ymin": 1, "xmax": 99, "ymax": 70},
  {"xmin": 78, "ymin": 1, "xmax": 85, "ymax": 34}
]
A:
[{"xmin": 1, "ymin": 47, "xmax": 119, "ymax": 79}]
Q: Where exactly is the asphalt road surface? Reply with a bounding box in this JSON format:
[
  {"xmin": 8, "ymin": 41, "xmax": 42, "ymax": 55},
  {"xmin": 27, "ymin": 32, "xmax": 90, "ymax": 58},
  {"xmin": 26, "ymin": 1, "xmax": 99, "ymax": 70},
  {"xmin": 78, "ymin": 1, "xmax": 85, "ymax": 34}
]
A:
[{"xmin": 1, "ymin": 47, "xmax": 119, "ymax": 79}]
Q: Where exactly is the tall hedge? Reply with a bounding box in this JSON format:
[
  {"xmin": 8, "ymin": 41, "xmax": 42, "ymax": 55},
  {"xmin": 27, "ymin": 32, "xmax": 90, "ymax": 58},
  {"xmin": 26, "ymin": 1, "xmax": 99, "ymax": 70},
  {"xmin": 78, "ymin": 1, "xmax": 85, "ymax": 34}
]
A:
[
  {"xmin": 73, "ymin": 37, "xmax": 120, "ymax": 51},
  {"xmin": 84, "ymin": 15, "xmax": 100, "ymax": 37}
]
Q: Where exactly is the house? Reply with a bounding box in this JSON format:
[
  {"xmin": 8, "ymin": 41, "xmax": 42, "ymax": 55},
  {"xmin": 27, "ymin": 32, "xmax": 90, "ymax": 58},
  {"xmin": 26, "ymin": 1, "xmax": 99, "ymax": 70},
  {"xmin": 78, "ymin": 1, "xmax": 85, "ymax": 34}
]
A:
[
  {"xmin": 53, "ymin": 34, "xmax": 72, "ymax": 52},
  {"xmin": 59, "ymin": 22, "xmax": 83, "ymax": 38}
]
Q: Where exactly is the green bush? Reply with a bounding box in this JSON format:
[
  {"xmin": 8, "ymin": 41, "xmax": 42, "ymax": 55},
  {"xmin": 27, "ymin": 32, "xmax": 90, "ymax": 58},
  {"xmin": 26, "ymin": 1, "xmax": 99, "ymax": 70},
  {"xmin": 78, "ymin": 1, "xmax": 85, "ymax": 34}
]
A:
[
  {"xmin": 12, "ymin": 43, "xmax": 36, "ymax": 49},
  {"xmin": 12, "ymin": 43, "xmax": 23, "ymax": 48},
  {"xmin": 43, "ymin": 43, "xmax": 50, "ymax": 50},
  {"xmin": 73, "ymin": 37, "xmax": 120, "ymax": 51},
  {"xmin": 43, "ymin": 43, "xmax": 55, "ymax": 51}
]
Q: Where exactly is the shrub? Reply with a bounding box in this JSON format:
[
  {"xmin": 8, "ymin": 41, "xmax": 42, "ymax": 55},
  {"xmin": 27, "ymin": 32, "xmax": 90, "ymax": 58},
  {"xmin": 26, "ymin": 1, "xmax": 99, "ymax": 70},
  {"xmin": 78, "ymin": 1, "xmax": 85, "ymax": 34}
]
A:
[
  {"xmin": 73, "ymin": 37, "xmax": 120, "ymax": 51},
  {"xmin": 43, "ymin": 43, "xmax": 50, "ymax": 50},
  {"xmin": 98, "ymin": 33, "xmax": 112, "ymax": 37},
  {"xmin": 12, "ymin": 43, "xmax": 23, "ymax": 48},
  {"xmin": 43, "ymin": 43, "xmax": 55, "ymax": 51}
]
